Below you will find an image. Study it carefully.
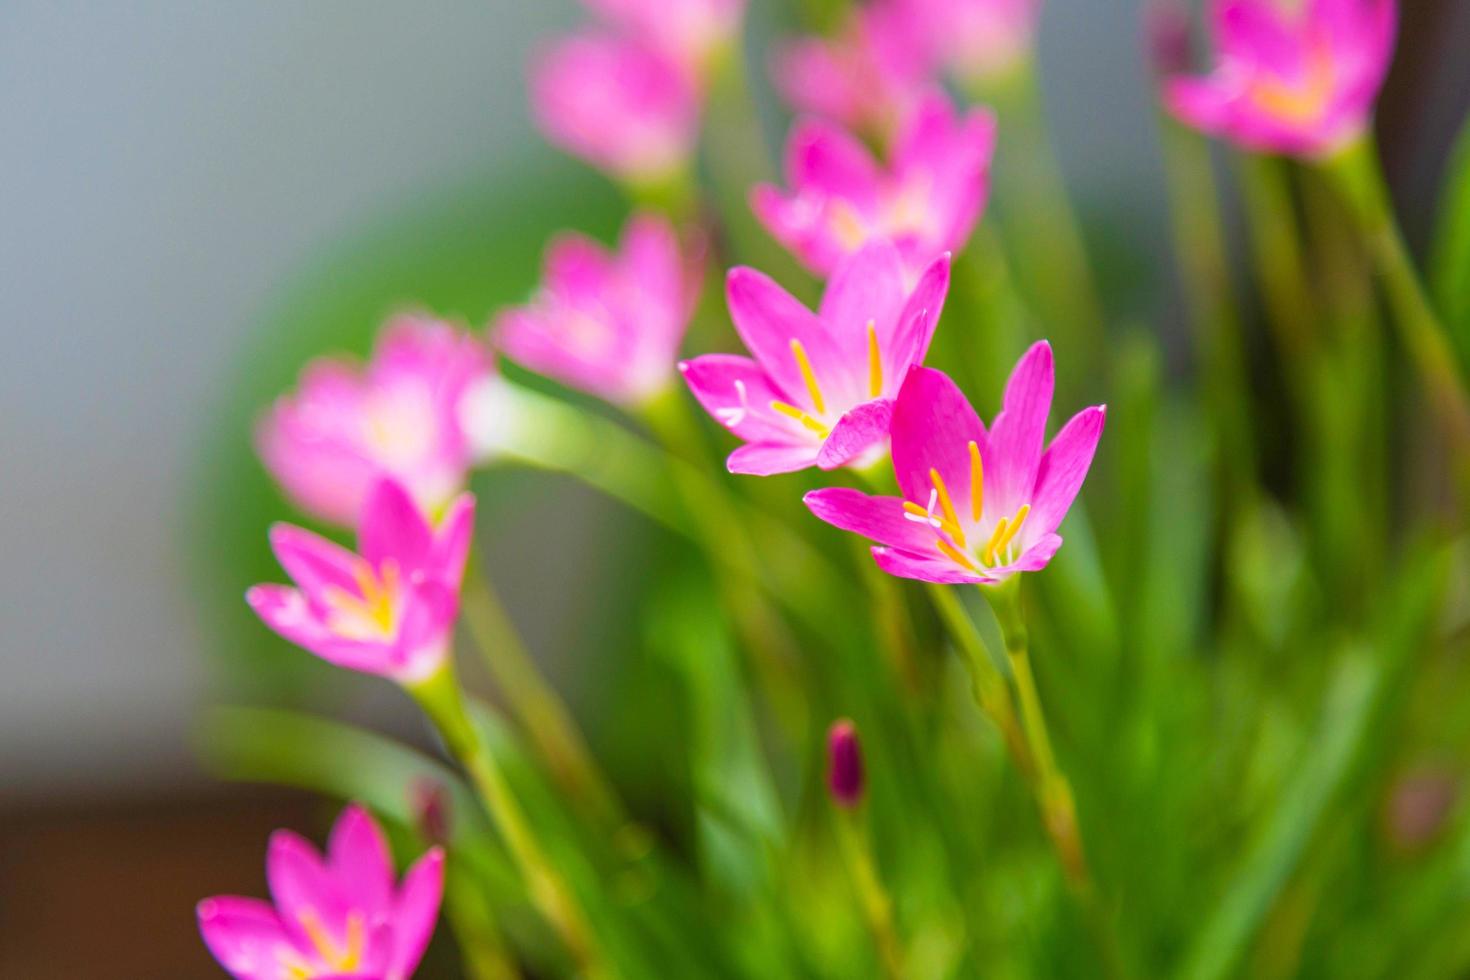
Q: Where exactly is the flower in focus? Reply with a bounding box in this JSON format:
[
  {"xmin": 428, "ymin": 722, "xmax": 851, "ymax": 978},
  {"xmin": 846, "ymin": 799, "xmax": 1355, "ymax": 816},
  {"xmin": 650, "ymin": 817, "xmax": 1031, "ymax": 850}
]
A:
[
  {"xmin": 681, "ymin": 239, "xmax": 950, "ymax": 475},
  {"xmin": 805, "ymin": 345, "xmax": 1104, "ymax": 584},
  {"xmin": 257, "ymin": 315, "xmax": 490, "ymax": 528},
  {"xmin": 827, "ymin": 719, "xmax": 866, "ymax": 808},
  {"xmin": 1161, "ymin": 0, "xmax": 1398, "ymax": 158},
  {"xmin": 531, "ymin": 32, "xmax": 700, "ymax": 187},
  {"xmin": 495, "ymin": 212, "xmax": 701, "ymax": 407},
  {"xmin": 583, "ymin": 0, "xmax": 745, "ymax": 80},
  {"xmin": 897, "ymin": 0, "xmax": 1041, "ymax": 85},
  {"xmin": 248, "ymin": 479, "xmax": 473, "ymax": 684},
  {"xmin": 771, "ymin": 3, "xmax": 933, "ymax": 138},
  {"xmin": 752, "ymin": 91, "xmax": 996, "ymax": 278},
  {"xmin": 197, "ymin": 803, "xmax": 444, "ymax": 980}
]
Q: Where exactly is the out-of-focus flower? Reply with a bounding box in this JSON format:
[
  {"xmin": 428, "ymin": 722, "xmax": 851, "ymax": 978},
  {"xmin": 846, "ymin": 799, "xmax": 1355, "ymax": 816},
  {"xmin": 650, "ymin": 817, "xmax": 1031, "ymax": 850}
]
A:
[
  {"xmin": 805, "ymin": 345, "xmax": 1104, "ymax": 584},
  {"xmin": 197, "ymin": 803, "xmax": 444, "ymax": 980},
  {"xmin": 681, "ymin": 239, "xmax": 950, "ymax": 475},
  {"xmin": 1161, "ymin": 0, "xmax": 1398, "ymax": 158},
  {"xmin": 1144, "ymin": 0, "xmax": 1195, "ymax": 79},
  {"xmin": 900, "ymin": 0, "xmax": 1042, "ymax": 85},
  {"xmin": 495, "ymin": 213, "xmax": 700, "ymax": 407},
  {"xmin": 257, "ymin": 316, "xmax": 490, "ymax": 528},
  {"xmin": 752, "ymin": 91, "xmax": 995, "ymax": 278},
  {"xmin": 532, "ymin": 33, "xmax": 700, "ymax": 187},
  {"xmin": 248, "ymin": 479, "xmax": 473, "ymax": 684},
  {"xmin": 771, "ymin": 3, "xmax": 932, "ymax": 138},
  {"xmin": 827, "ymin": 719, "xmax": 866, "ymax": 807},
  {"xmin": 583, "ymin": 0, "xmax": 745, "ymax": 80}
]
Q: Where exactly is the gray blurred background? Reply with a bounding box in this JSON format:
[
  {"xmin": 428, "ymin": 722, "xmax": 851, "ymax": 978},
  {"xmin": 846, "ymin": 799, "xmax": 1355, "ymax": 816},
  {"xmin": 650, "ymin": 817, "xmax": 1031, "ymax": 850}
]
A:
[{"xmin": 0, "ymin": 0, "xmax": 1467, "ymax": 974}]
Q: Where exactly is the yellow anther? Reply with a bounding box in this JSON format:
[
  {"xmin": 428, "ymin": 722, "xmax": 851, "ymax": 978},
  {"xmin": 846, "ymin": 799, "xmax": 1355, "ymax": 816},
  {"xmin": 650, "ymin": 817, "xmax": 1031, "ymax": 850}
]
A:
[
  {"xmin": 1251, "ymin": 40, "xmax": 1335, "ymax": 124},
  {"xmin": 936, "ymin": 538, "xmax": 978, "ymax": 571},
  {"xmin": 981, "ymin": 517, "xmax": 1009, "ymax": 567},
  {"xmin": 297, "ymin": 909, "xmax": 365, "ymax": 971},
  {"xmin": 968, "ymin": 441, "xmax": 984, "ymax": 523},
  {"xmin": 770, "ymin": 400, "xmax": 830, "ymax": 436},
  {"xmin": 789, "ymin": 338, "xmax": 826, "ymax": 415},
  {"xmin": 994, "ymin": 505, "xmax": 1030, "ymax": 561},
  {"xmin": 867, "ymin": 321, "xmax": 883, "ymax": 398},
  {"xmin": 928, "ymin": 468, "xmax": 965, "ymax": 547},
  {"xmin": 902, "ymin": 501, "xmax": 930, "ymax": 519}
]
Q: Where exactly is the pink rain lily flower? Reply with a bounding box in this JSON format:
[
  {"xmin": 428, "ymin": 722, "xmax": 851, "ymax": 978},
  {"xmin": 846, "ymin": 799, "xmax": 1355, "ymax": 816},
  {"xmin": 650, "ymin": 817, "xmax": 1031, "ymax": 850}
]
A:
[
  {"xmin": 198, "ymin": 803, "xmax": 444, "ymax": 980},
  {"xmin": 752, "ymin": 91, "xmax": 996, "ymax": 278},
  {"xmin": 1162, "ymin": 0, "xmax": 1398, "ymax": 158},
  {"xmin": 583, "ymin": 0, "xmax": 745, "ymax": 79},
  {"xmin": 494, "ymin": 213, "xmax": 700, "ymax": 407},
  {"xmin": 257, "ymin": 316, "xmax": 491, "ymax": 528},
  {"xmin": 681, "ymin": 239, "xmax": 950, "ymax": 475},
  {"xmin": 771, "ymin": 3, "xmax": 932, "ymax": 138},
  {"xmin": 805, "ymin": 345, "xmax": 1105, "ymax": 584},
  {"xmin": 897, "ymin": 0, "xmax": 1041, "ymax": 84},
  {"xmin": 247, "ymin": 479, "xmax": 474, "ymax": 685},
  {"xmin": 531, "ymin": 32, "xmax": 700, "ymax": 186}
]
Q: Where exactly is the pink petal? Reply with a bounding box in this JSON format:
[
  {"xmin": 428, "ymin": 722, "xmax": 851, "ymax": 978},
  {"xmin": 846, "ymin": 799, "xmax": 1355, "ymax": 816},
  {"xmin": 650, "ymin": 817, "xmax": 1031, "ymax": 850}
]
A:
[
  {"xmin": 268, "ymin": 829, "xmax": 351, "ymax": 943},
  {"xmin": 785, "ymin": 118, "xmax": 883, "ymax": 206},
  {"xmin": 391, "ymin": 581, "xmax": 457, "ymax": 681},
  {"xmin": 326, "ymin": 804, "xmax": 394, "ymax": 920},
  {"xmin": 269, "ymin": 524, "xmax": 363, "ymax": 601},
  {"xmin": 804, "ymin": 487, "xmax": 942, "ymax": 553},
  {"xmin": 872, "ymin": 546, "xmax": 988, "ymax": 584},
  {"xmin": 247, "ymin": 584, "xmax": 394, "ymax": 676},
  {"xmin": 197, "ymin": 896, "xmax": 300, "ymax": 978},
  {"xmin": 727, "ymin": 441, "xmax": 820, "ymax": 475},
  {"xmin": 1030, "ymin": 406, "xmax": 1106, "ymax": 536},
  {"xmin": 889, "ymin": 366, "xmax": 987, "ymax": 515},
  {"xmin": 1162, "ymin": 75, "xmax": 1234, "ymax": 133},
  {"xmin": 359, "ymin": 479, "xmax": 434, "ymax": 572},
  {"xmin": 726, "ymin": 266, "xmax": 856, "ymax": 403},
  {"xmin": 1011, "ymin": 532, "xmax": 1064, "ymax": 573},
  {"xmin": 1216, "ymin": 0, "xmax": 1302, "ymax": 73},
  {"xmin": 817, "ymin": 239, "xmax": 908, "ymax": 365},
  {"xmin": 544, "ymin": 231, "xmax": 618, "ymax": 306},
  {"xmin": 886, "ymin": 251, "xmax": 951, "ymax": 374},
  {"xmin": 987, "ymin": 341, "xmax": 1054, "ymax": 510},
  {"xmin": 816, "ymin": 398, "xmax": 894, "ymax": 470},
  {"xmin": 679, "ymin": 354, "xmax": 795, "ymax": 443},
  {"xmin": 389, "ymin": 848, "xmax": 445, "ymax": 978},
  {"xmin": 431, "ymin": 493, "xmax": 476, "ymax": 587}
]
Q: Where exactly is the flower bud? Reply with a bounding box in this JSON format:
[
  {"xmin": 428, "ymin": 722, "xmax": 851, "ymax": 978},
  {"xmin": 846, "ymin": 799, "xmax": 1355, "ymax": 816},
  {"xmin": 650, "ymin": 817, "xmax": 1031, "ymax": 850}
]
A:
[
  {"xmin": 411, "ymin": 777, "xmax": 452, "ymax": 847},
  {"xmin": 827, "ymin": 719, "xmax": 866, "ymax": 808}
]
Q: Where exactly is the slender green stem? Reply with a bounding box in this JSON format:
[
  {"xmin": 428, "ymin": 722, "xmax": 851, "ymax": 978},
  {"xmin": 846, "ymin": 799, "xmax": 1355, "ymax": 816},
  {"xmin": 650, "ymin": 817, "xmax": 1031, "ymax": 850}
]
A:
[
  {"xmin": 460, "ymin": 559, "xmax": 622, "ymax": 831},
  {"xmin": 926, "ymin": 584, "xmax": 1029, "ymax": 774},
  {"xmin": 410, "ymin": 664, "xmax": 610, "ymax": 978},
  {"xmin": 1319, "ymin": 137, "xmax": 1470, "ymax": 464},
  {"xmin": 835, "ymin": 809, "xmax": 907, "ymax": 980},
  {"xmin": 1238, "ymin": 153, "xmax": 1316, "ymax": 367},
  {"xmin": 444, "ymin": 867, "xmax": 523, "ymax": 980}
]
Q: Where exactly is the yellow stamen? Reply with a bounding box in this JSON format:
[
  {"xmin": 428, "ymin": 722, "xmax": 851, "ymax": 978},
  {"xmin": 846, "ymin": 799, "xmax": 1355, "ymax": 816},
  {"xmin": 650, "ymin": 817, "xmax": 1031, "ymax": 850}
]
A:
[
  {"xmin": 981, "ymin": 517, "xmax": 1009, "ymax": 567},
  {"xmin": 994, "ymin": 505, "xmax": 1030, "ymax": 562},
  {"xmin": 936, "ymin": 538, "xmax": 978, "ymax": 571},
  {"xmin": 867, "ymin": 321, "xmax": 883, "ymax": 398},
  {"xmin": 929, "ymin": 468, "xmax": 965, "ymax": 547},
  {"xmin": 789, "ymin": 338, "xmax": 826, "ymax": 415},
  {"xmin": 770, "ymin": 400, "xmax": 830, "ymax": 436},
  {"xmin": 968, "ymin": 440, "xmax": 984, "ymax": 523},
  {"xmin": 297, "ymin": 909, "xmax": 365, "ymax": 971},
  {"xmin": 902, "ymin": 501, "xmax": 930, "ymax": 519}
]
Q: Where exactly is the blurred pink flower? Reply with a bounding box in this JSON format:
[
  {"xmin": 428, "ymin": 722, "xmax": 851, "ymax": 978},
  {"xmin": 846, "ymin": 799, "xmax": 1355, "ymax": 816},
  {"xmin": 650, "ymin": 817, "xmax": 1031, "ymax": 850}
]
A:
[
  {"xmin": 771, "ymin": 4, "xmax": 932, "ymax": 137},
  {"xmin": 827, "ymin": 719, "xmax": 866, "ymax": 808},
  {"xmin": 752, "ymin": 91, "xmax": 996, "ymax": 278},
  {"xmin": 257, "ymin": 316, "xmax": 490, "ymax": 528},
  {"xmin": 899, "ymin": 0, "xmax": 1041, "ymax": 84},
  {"xmin": 805, "ymin": 345, "xmax": 1104, "ymax": 584},
  {"xmin": 531, "ymin": 32, "xmax": 700, "ymax": 186},
  {"xmin": 248, "ymin": 479, "xmax": 473, "ymax": 684},
  {"xmin": 198, "ymin": 803, "xmax": 444, "ymax": 980},
  {"xmin": 1162, "ymin": 0, "xmax": 1397, "ymax": 158},
  {"xmin": 495, "ymin": 212, "xmax": 701, "ymax": 407},
  {"xmin": 681, "ymin": 239, "xmax": 950, "ymax": 475},
  {"xmin": 583, "ymin": 0, "xmax": 745, "ymax": 78}
]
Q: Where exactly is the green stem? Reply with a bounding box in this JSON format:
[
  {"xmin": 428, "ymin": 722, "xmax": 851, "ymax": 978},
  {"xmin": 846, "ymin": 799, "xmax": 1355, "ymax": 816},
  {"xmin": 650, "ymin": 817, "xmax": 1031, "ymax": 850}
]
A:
[
  {"xmin": 1319, "ymin": 137, "xmax": 1470, "ymax": 464},
  {"xmin": 926, "ymin": 584, "xmax": 1029, "ymax": 775},
  {"xmin": 1238, "ymin": 153, "xmax": 1316, "ymax": 367},
  {"xmin": 460, "ymin": 559, "xmax": 622, "ymax": 831},
  {"xmin": 410, "ymin": 664, "xmax": 610, "ymax": 978},
  {"xmin": 835, "ymin": 808, "xmax": 907, "ymax": 980}
]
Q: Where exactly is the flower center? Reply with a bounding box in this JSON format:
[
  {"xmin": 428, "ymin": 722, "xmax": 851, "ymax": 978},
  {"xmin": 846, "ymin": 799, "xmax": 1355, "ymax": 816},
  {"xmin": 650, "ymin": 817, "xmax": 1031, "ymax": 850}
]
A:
[
  {"xmin": 901, "ymin": 440, "xmax": 1031, "ymax": 572},
  {"xmin": 282, "ymin": 909, "xmax": 366, "ymax": 978},
  {"xmin": 322, "ymin": 559, "xmax": 402, "ymax": 641},
  {"xmin": 1249, "ymin": 38, "xmax": 1335, "ymax": 125}
]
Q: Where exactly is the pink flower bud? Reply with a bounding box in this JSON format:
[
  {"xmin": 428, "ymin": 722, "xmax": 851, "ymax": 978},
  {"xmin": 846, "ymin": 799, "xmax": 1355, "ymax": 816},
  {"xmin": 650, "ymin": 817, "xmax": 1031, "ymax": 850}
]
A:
[{"xmin": 828, "ymin": 719, "xmax": 866, "ymax": 807}]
